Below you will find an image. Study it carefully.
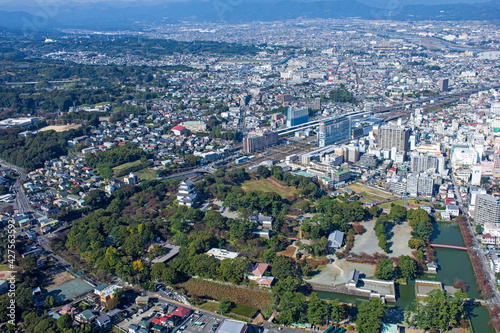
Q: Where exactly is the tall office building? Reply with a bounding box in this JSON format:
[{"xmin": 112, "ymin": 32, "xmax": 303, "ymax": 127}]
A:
[
  {"xmin": 317, "ymin": 117, "xmax": 351, "ymax": 147},
  {"xmin": 438, "ymin": 78, "xmax": 449, "ymax": 92},
  {"xmin": 379, "ymin": 126, "xmax": 410, "ymax": 152},
  {"xmin": 475, "ymin": 194, "xmax": 500, "ymax": 224},
  {"xmin": 286, "ymin": 107, "xmax": 309, "ymax": 127},
  {"xmin": 243, "ymin": 131, "xmax": 278, "ymax": 153}
]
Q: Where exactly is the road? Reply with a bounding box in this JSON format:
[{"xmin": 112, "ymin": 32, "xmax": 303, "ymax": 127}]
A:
[
  {"xmin": 453, "ymin": 176, "xmax": 500, "ymax": 307},
  {"xmin": 0, "ymin": 159, "xmax": 32, "ymax": 214}
]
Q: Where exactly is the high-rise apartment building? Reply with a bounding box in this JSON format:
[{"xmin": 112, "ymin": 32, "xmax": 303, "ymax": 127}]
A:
[
  {"xmin": 379, "ymin": 126, "xmax": 410, "ymax": 152},
  {"xmin": 438, "ymin": 78, "xmax": 449, "ymax": 92},
  {"xmin": 406, "ymin": 173, "xmax": 434, "ymax": 197},
  {"xmin": 475, "ymin": 194, "xmax": 500, "ymax": 224},
  {"xmin": 286, "ymin": 107, "xmax": 309, "ymax": 127},
  {"xmin": 317, "ymin": 117, "xmax": 351, "ymax": 147},
  {"xmin": 243, "ymin": 131, "xmax": 278, "ymax": 153},
  {"xmin": 410, "ymin": 153, "xmax": 439, "ymax": 174}
]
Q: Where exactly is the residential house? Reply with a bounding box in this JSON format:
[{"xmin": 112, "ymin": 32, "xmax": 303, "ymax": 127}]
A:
[
  {"xmin": 96, "ymin": 314, "xmax": 111, "ymax": 327},
  {"xmin": 128, "ymin": 324, "xmax": 139, "ymax": 333},
  {"xmin": 59, "ymin": 304, "xmax": 77, "ymax": 315},
  {"xmin": 76, "ymin": 309, "xmax": 96, "ymax": 323},
  {"xmin": 247, "ymin": 263, "xmax": 275, "ymax": 287}
]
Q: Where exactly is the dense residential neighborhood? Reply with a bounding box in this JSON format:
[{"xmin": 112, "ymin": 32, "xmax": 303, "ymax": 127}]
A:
[{"xmin": 1, "ymin": 10, "xmax": 500, "ymax": 333}]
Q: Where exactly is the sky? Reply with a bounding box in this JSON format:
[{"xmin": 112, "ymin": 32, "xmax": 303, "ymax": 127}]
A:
[{"xmin": 0, "ymin": 0, "xmax": 492, "ymax": 6}]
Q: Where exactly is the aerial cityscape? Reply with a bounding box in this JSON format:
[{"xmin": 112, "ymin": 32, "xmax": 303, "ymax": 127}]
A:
[{"xmin": 1, "ymin": 0, "xmax": 500, "ymax": 332}]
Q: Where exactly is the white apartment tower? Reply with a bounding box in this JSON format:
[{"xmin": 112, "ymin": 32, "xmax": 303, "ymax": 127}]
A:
[{"xmin": 475, "ymin": 194, "xmax": 500, "ymax": 225}]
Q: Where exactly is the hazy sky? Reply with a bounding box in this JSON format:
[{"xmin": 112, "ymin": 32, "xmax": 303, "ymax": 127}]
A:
[{"xmin": 0, "ymin": 0, "xmax": 491, "ymax": 5}]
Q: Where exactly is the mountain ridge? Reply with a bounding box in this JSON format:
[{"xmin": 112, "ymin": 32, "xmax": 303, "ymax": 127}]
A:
[{"xmin": 0, "ymin": 0, "xmax": 498, "ymax": 31}]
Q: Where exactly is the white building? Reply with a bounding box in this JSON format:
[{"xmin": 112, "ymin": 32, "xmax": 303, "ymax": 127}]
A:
[
  {"xmin": 451, "ymin": 146, "xmax": 478, "ymax": 169},
  {"xmin": 475, "ymin": 194, "xmax": 500, "ymax": 225},
  {"xmin": 445, "ymin": 204, "xmax": 460, "ymax": 217},
  {"xmin": 471, "ymin": 165, "xmax": 482, "ymax": 186},
  {"xmin": 206, "ymin": 248, "xmax": 239, "ymax": 260},
  {"xmin": 124, "ymin": 173, "xmax": 139, "ymax": 185}
]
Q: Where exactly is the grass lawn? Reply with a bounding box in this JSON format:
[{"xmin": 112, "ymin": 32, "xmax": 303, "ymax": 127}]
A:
[
  {"xmin": 135, "ymin": 168, "xmax": 156, "ymax": 180},
  {"xmin": 231, "ymin": 304, "xmax": 259, "ymax": 318},
  {"xmin": 242, "ymin": 177, "xmax": 296, "ymax": 199},
  {"xmin": 0, "ymin": 264, "xmax": 13, "ymax": 271},
  {"xmin": 199, "ymin": 302, "xmax": 220, "ymax": 313},
  {"xmin": 112, "ymin": 160, "xmax": 142, "ymax": 173},
  {"xmin": 360, "ymin": 193, "xmax": 386, "ymax": 202},
  {"xmin": 343, "ymin": 183, "xmax": 397, "ymax": 201},
  {"xmin": 407, "ymin": 199, "xmax": 430, "ymax": 207},
  {"xmin": 379, "ymin": 199, "xmax": 405, "ymax": 209}
]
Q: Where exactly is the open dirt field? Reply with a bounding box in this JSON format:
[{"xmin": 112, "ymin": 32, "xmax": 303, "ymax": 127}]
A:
[
  {"xmin": 39, "ymin": 124, "xmax": 81, "ymax": 132},
  {"xmin": 39, "ymin": 266, "xmax": 75, "ymax": 290},
  {"xmin": 350, "ymin": 220, "xmax": 412, "ymax": 258},
  {"xmin": 307, "ymin": 259, "xmax": 377, "ymax": 285},
  {"xmin": 277, "ymin": 246, "xmax": 298, "ymax": 258}
]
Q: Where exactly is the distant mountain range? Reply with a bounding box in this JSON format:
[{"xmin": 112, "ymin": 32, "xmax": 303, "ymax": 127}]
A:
[{"xmin": 0, "ymin": 0, "xmax": 498, "ymax": 31}]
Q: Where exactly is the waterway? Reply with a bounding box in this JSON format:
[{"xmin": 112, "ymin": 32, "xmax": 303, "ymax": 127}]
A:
[{"xmin": 317, "ymin": 221, "xmax": 494, "ymax": 333}]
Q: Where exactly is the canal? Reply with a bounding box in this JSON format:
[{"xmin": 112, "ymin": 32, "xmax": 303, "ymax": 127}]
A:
[{"xmin": 317, "ymin": 221, "xmax": 494, "ymax": 332}]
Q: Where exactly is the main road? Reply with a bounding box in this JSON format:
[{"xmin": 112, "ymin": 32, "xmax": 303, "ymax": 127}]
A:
[{"xmin": 0, "ymin": 159, "xmax": 32, "ymax": 214}]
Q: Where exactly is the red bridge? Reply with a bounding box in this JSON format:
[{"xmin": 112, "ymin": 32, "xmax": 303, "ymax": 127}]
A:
[{"xmin": 430, "ymin": 243, "xmax": 468, "ymax": 251}]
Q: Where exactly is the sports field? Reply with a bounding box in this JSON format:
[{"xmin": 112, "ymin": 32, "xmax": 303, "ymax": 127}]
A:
[
  {"xmin": 39, "ymin": 124, "xmax": 81, "ymax": 132},
  {"xmin": 46, "ymin": 278, "xmax": 93, "ymax": 304}
]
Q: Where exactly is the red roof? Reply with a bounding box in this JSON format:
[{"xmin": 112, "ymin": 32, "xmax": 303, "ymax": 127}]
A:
[
  {"xmin": 257, "ymin": 277, "xmax": 274, "ymax": 286},
  {"xmin": 172, "ymin": 307, "xmax": 190, "ymax": 318},
  {"xmin": 152, "ymin": 318, "xmax": 161, "ymax": 325},
  {"xmin": 251, "ymin": 263, "xmax": 269, "ymax": 277},
  {"xmin": 171, "ymin": 125, "xmax": 186, "ymax": 131}
]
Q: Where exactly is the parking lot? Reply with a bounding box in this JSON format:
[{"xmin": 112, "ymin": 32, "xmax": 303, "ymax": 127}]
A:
[
  {"xmin": 116, "ymin": 297, "xmax": 229, "ymax": 333},
  {"xmin": 181, "ymin": 313, "xmax": 221, "ymax": 333}
]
